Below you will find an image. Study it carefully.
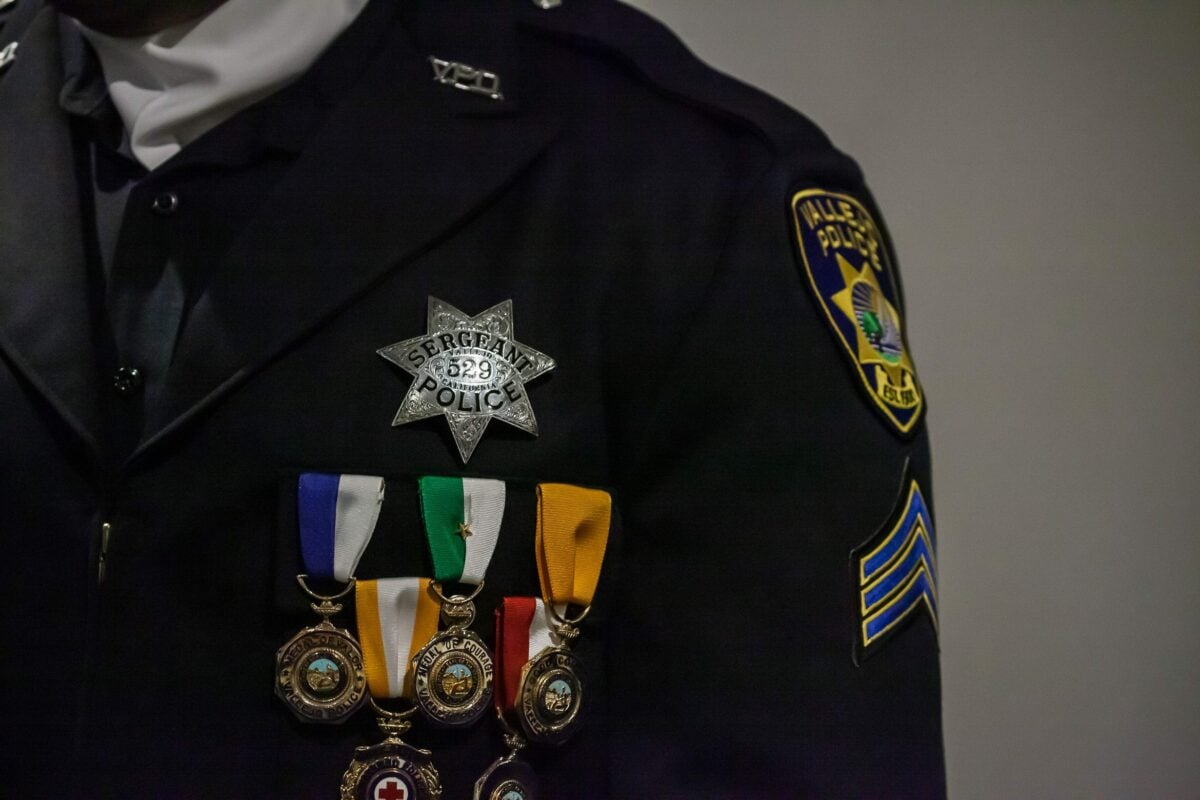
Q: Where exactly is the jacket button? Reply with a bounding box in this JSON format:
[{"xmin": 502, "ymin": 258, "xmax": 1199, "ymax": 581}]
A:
[
  {"xmin": 112, "ymin": 366, "xmax": 144, "ymax": 396},
  {"xmin": 151, "ymin": 192, "xmax": 179, "ymax": 215}
]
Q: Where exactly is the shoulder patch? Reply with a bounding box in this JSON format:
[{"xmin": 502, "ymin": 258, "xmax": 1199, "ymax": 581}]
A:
[
  {"xmin": 851, "ymin": 469, "xmax": 937, "ymax": 664},
  {"xmin": 791, "ymin": 188, "xmax": 923, "ymax": 435}
]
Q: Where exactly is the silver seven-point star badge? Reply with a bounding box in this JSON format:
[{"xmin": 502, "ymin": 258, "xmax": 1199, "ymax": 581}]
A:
[{"xmin": 377, "ymin": 298, "xmax": 557, "ymax": 462}]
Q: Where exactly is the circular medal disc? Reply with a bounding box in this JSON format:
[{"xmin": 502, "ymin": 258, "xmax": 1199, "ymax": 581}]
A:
[
  {"xmin": 275, "ymin": 624, "xmax": 367, "ymax": 724},
  {"xmin": 412, "ymin": 629, "xmax": 494, "ymax": 728},
  {"xmin": 473, "ymin": 755, "xmax": 540, "ymax": 800},
  {"xmin": 516, "ymin": 647, "xmax": 583, "ymax": 745},
  {"xmin": 341, "ymin": 750, "xmax": 442, "ymax": 800}
]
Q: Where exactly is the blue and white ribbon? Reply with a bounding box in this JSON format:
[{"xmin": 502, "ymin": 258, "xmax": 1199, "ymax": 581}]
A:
[{"xmin": 297, "ymin": 472, "xmax": 385, "ymax": 582}]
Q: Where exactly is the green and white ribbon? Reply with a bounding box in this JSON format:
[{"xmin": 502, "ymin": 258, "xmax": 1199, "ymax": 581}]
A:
[{"xmin": 418, "ymin": 476, "xmax": 505, "ymax": 584}]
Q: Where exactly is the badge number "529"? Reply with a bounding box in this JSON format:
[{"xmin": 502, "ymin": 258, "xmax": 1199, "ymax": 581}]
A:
[{"xmin": 445, "ymin": 356, "xmax": 494, "ymax": 381}]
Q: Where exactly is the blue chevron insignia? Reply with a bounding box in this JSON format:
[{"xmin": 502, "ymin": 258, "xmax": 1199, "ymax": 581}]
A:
[{"xmin": 855, "ymin": 479, "xmax": 938, "ymax": 655}]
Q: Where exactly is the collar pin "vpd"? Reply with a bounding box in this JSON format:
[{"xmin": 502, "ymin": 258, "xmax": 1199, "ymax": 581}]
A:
[
  {"xmin": 429, "ymin": 56, "xmax": 503, "ymax": 101},
  {"xmin": 0, "ymin": 42, "xmax": 17, "ymax": 72}
]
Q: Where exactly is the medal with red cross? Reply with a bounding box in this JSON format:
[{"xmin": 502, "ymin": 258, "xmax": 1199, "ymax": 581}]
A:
[{"xmin": 340, "ymin": 707, "xmax": 442, "ymax": 800}]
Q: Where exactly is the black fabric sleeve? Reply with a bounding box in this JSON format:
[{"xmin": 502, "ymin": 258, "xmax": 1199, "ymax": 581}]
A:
[{"xmin": 607, "ymin": 150, "xmax": 945, "ymax": 799}]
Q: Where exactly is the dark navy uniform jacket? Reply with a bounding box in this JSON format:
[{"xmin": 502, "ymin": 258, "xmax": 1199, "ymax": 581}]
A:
[{"xmin": 0, "ymin": 0, "xmax": 944, "ymax": 796}]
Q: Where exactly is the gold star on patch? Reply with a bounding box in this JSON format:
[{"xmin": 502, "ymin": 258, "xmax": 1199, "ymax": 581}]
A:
[
  {"xmin": 377, "ymin": 297, "xmax": 557, "ymax": 462},
  {"xmin": 830, "ymin": 254, "xmax": 921, "ymax": 412}
]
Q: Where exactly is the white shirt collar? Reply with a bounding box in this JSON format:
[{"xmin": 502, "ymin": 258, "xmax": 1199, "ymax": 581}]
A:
[{"xmin": 80, "ymin": 0, "xmax": 370, "ymax": 170}]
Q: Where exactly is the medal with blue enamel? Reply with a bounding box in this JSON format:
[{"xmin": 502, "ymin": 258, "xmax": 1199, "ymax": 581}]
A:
[{"xmin": 276, "ymin": 473, "xmax": 385, "ymax": 724}]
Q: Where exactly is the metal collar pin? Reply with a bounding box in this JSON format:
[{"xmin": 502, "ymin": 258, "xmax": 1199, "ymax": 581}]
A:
[{"xmin": 0, "ymin": 42, "xmax": 17, "ymax": 71}]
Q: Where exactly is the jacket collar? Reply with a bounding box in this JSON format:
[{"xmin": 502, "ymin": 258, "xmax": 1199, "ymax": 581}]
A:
[
  {"xmin": 0, "ymin": 5, "xmax": 105, "ymax": 458},
  {"xmin": 134, "ymin": 0, "xmax": 559, "ymax": 464},
  {"xmin": 0, "ymin": 0, "xmax": 560, "ymax": 468}
]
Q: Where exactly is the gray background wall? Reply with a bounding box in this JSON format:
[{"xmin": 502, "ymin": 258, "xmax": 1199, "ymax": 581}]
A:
[{"xmin": 622, "ymin": 2, "xmax": 1200, "ymax": 797}]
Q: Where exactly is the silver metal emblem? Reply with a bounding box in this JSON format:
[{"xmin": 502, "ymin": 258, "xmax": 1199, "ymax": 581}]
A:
[
  {"xmin": 0, "ymin": 42, "xmax": 17, "ymax": 72},
  {"xmin": 429, "ymin": 57, "xmax": 503, "ymax": 101},
  {"xmin": 516, "ymin": 646, "xmax": 583, "ymax": 745},
  {"xmin": 378, "ymin": 298, "xmax": 556, "ymax": 462}
]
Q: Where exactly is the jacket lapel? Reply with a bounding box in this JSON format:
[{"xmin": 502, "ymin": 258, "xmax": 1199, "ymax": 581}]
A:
[
  {"xmin": 0, "ymin": 6, "xmax": 104, "ymax": 457},
  {"xmin": 134, "ymin": 3, "xmax": 560, "ymax": 462}
]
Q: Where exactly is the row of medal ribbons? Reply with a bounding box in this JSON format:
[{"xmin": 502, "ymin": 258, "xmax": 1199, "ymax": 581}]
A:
[{"xmin": 275, "ymin": 473, "xmax": 612, "ymax": 800}]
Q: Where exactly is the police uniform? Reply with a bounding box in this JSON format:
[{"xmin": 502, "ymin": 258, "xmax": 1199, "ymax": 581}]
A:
[{"xmin": 0, "ymin": 0, "xmax": 945, "ymax": 797}]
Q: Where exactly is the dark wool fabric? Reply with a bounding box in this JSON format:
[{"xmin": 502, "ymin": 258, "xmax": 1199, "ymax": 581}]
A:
[{"xmin": 0, "ymin": 1, "xmax": 944, "ymax": 796}]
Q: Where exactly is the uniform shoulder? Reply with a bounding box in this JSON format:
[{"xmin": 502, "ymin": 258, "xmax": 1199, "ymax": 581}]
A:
[{"xmin": 514, "ymin": 0, "xmax": 837, "ymax": 158}]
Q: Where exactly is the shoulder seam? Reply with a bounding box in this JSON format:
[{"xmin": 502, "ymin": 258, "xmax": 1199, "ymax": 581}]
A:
[{"xmin": 517, "ymin": 1, "xmax": 823, "ymax": 155}]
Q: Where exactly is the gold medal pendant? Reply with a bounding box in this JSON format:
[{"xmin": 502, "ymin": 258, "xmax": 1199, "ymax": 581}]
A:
[
  {"xmin": 516, "ymin": 608, "xmax": 585, "ymax": 746},
  {"xmin": 413, "ymin": 584, "xmax": 494, "ymax": 728},
  {"xmin": 516, "ymin": 645, "xmax": 583, "ymax": 746},
  {"xmin": 473, "ymin": 711, "xmax": 540, "ymax": 800},
  {"xmin": 473, "ymin": 754, "xmax": 540, "ymax": 800},
  {"xmin": 520, "ymin": 483, "xmax": 610, "ymax": 744},
  {"xmin": 283, "ymin": 473, "xmax": 386, "ymax": 725},
  {"xmin": 276, "ymin": 577, "xmax": 367, "ymax": 724},
  {"xmin": 342, "ymin": 704, "xmax": 442, "ymax": 800}
]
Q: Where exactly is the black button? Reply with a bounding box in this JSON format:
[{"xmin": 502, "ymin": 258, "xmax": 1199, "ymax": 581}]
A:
[
  {"xmin": 112, "ymin": 366, "xmax": 144, "ymax": 396},
  {"xmin": 151, "ymin": 192, "xmax": 179, "ymax": 215}
]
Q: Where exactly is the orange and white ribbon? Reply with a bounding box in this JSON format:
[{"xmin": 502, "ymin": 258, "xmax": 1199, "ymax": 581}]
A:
[{"xmin": 355, "ymin": 577, "xmax": 440, "ymax": 699}]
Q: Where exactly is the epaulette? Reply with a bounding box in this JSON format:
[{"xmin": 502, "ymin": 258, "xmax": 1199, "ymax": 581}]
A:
[{"xmin": 515, "ymin": 0, "xmax": 832, "ymax": 156}]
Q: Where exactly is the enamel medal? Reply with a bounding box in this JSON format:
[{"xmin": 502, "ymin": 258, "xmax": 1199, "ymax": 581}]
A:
[
  {"xmin": 411, "ymin": 476, "xmax": 507, "ymax": 728},
  {"xmin": 345, "ymin": 577, "xmax": 445, "ymax": 799},
  {"xmin": 276, "ymin": 577, "xmax": 367, "ymax": 724},
  {"xmin": 340, "ymin": 704, "xmax": 442, "ymax": 800},
  {"xmin": 275, "ymin": 473, "xmax": 385, "ymax": 724}
]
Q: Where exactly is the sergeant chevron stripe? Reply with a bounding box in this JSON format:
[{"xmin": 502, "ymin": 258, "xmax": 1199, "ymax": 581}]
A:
[{"xmin": 853, "ymin": 475, "xmax": 937, "ymax": 660}]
